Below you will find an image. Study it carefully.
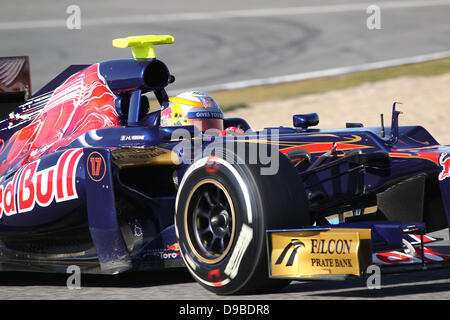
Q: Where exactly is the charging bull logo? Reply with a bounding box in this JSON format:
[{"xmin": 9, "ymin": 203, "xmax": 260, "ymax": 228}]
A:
[
  {"xmin": 0, "ymin": 149, "xmax": 83, "ymax": 219},
  {"xmin": 160, "ymin": 103, "xmax": 189, "ymax": 126},
  {"xmin": 439, "ymin": 153, "xmax": 450, "ymax": 181},
  {"xmin": 0, "ymin": 64, "xmax": 119, "ymax": 177},
  {"xmin": 160, "ymin": 104, "xmax": 173, "ymax": 125}
]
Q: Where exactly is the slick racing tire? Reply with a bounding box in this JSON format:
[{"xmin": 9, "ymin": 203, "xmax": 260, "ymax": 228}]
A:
[{"xmin": 175, "ymin": 143, "xmax": 311, "ymax": 295}]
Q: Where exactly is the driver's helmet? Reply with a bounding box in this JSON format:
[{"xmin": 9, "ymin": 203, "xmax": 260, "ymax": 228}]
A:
[{"xmin": 160, "ymin": 91, "xmax": 223, "ymax": 132}]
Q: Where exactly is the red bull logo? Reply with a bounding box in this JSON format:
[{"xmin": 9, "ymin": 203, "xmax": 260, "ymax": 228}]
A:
[
  {"xmin": 439, "ymin": 153, "xmax": 450, "ymax": 181},
  {"xmin": 161, "ymin": 242, "xmax": 182, "ymax": 259},
  {"xmin": 167, "ymin": 243, "xmax": 180, "ymax": 251},
  {"xmin": 146, "ymin": 243, "xmax": 182, "ymax": 260},
  {"xmin": 86, "ymin": 151, "xmax": 106, "ymax": 182},
  {"xmin": 201, "ymin": 97, "xmax": 215, "ymax": 109},
  {"xmin": 0, "ymin": 149, "xmax": 83, "ymax": 219},
  {"xmin": 160, "ymin": 105, "xmax": 173, "ymax": 124}
]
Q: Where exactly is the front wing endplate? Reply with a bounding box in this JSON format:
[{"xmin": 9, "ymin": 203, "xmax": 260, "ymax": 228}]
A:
[{"xmin": 267, "ymin": 228, "xmax": 371, "ymax": 279}]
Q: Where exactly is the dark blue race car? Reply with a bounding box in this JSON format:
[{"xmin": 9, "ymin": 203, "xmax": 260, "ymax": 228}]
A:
[{"xmin": 0, "ymin": 35, "xmax": 448, "ymax": 295}]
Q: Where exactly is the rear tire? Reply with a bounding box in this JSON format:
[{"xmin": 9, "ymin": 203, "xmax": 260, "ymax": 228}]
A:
[{"xmin": 175, "ymin": 143, "xmax": 311, "ymax": 295}]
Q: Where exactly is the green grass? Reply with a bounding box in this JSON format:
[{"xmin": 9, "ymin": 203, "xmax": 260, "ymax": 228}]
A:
[{"xmin": 215, "ymin": 57, "xmax": 450, "ymax": 112}]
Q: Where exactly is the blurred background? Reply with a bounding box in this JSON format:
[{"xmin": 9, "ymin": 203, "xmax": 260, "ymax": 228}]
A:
[
  {"xmin": 1, "ymin": 0, "xmax": 450, "ymax": 138},
  {"xmin": 0, "ymin": 0, "xmax": 449, "ymax": 91}
]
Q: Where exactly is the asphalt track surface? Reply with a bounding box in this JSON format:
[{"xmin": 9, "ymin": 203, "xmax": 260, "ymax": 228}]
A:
[
  {"xmin": 0, "ymin": 0, "xmax": 450, "ymax": 301},
  {"xmin": 0, "ymin": 229, "xmax": 448, "ymax": 301},
  {"xmin": 1, "ymin": 0, "xmax": 450, "ymax": 93}
]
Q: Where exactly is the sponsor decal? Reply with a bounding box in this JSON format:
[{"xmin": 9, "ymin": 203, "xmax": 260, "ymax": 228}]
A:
[
  {"xmin": 112, "ymin": 148, "xmax": 167, "ymax": 161},
  {"xmin": 269, "ymin": 229, "xmax": 371, "ymax": 278},
  {"xmin": 275, "ymin": 239, "xmax": 305, "ymax": 267},
  {"xmin": 120, "ymin": 135, "xmax": 145, "ymax": 141},
  {"xmin": 275, "ymin": 237, "xmax": 354, "ymax": 269},
  {"xmin": 187, "ymin": 111, "xmax": 223, "ymax": 119},
  {"xmin": 0, "ymin": 149, "xmax": 83, "ymax": 219},
  {"xmin": 438, "ymin": 153, "xmax": 450, "ymax": 181},
  {"xmin": 208, "ymin": 268, "xmax": 220, "ymax": 281},
  {"xmin": 161, "ymin": 103, "xmax": 189, "ymax": 126},
  {"xmin": 160, "ymin": 104, "xmax": 173, "ymax": 126},
  {"xmin": 86, "ymin": 151, "xmax": 106, "ymax": 182},
  {"xmin": 198, "ymin": 96, "xmax": 216, "ymax": 109},
  {"xmin": 111, "ymin": 147, "xmax": 179, "ymax": 167},
  {"xmin": 144, "ymin": 242, "xmax": 183, "ymax": 260}
]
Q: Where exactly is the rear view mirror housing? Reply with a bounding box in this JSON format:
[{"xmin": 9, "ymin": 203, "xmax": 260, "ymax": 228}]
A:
[{"xmin": 293, "ymin": 113, "xmax": 319, "ymax": 129}]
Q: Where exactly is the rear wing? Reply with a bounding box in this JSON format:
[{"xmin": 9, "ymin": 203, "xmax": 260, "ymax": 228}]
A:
[{"xmin": 0, "ymin": 56, "xmax": 31, "ymax": 118}]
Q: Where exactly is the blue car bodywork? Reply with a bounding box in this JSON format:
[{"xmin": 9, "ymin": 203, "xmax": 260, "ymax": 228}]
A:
[{"xmin": 0, "ymin": 37, "xmax": 448, "ymax": 286}]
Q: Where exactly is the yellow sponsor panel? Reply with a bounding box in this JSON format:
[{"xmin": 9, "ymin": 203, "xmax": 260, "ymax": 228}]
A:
[
  {"xmin": 111, "ymin": 147, "xmax": 180, "ymax": 168},
  {"xmin": 269, "ymin": 229, "xmax": 371, "ymax": 278}
]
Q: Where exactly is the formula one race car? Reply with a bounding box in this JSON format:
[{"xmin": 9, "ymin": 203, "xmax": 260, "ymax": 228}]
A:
[{"xmin": 0, "ymin": 35, "xmax": 449, "ymax": 295}]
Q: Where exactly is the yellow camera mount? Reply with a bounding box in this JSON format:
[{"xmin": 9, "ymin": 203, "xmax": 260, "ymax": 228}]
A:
[{"xmin": 112, "ymin": 35, "xmax": 174, "ymax": 59}]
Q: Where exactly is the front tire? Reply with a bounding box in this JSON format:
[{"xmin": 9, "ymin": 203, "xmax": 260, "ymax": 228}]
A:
[{"xmin": 175, "ymin": 143, "xmax": 311, "ymax": 295}]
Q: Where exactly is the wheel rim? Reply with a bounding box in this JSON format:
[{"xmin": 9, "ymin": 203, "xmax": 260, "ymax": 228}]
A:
[{"xmin": 184, "ymin": 179, "xmax": 236, "ymax": 264}]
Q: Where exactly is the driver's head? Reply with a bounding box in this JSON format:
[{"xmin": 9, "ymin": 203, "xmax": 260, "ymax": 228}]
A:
[{"xmin": 160, "ymin": 91, "xmax": 223, "ymax": 132}]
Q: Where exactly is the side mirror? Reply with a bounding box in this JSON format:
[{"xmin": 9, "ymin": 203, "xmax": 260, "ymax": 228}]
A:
[
  {"xmin": 293, "ymin": 113, "xmax": 319, "ymax": 129},
  {"xmin": 346, "ymin": 122, "xmax": 364, "ymax": 128}
]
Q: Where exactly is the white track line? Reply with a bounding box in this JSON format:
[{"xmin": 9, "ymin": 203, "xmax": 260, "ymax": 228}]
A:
[
  {"xmin": 1, "ymin": 0, "xmax": 450, "ymax": 30},
  {"xmin": 172, "ymin": 50, "xmax": 450, "ymax": 94}
]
